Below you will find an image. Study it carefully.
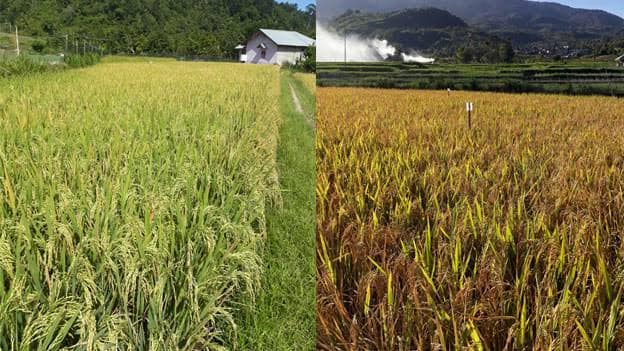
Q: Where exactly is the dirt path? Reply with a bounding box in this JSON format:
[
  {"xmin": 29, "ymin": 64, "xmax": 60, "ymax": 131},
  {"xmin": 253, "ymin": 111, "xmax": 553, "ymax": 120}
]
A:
[
  {"xmin": 239, "ymin": 72, "xmax": 315, "ymax": 350},
  {"xmin": 289, "ymin": 83, "xmax": 304, "ymax": 114}
]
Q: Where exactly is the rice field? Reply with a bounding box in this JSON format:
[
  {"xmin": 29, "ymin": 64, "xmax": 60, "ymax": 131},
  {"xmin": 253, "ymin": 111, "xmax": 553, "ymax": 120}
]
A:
[
  {"xmin": 317, "ymin": 88, "xmax": 624, "ymax": 350},
  {"xmin": 294, "ymin": 72, "xmax": 316, "ymax": 94},
  {"xmin": 0, "ymin": 61, "xmax": 280, "ymax": 349}
]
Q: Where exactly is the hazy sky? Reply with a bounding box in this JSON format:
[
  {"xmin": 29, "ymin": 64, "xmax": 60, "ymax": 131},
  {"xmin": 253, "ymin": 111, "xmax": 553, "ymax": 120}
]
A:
[{"xmin": 532, "ymin": 0, "xmax": 624, "ymax": 17}]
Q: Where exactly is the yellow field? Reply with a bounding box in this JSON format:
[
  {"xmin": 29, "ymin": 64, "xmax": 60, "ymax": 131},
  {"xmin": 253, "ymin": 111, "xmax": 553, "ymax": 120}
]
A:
[{"xmin": 317, "ymin": 88, "xmax": 624, "ymax": 349}]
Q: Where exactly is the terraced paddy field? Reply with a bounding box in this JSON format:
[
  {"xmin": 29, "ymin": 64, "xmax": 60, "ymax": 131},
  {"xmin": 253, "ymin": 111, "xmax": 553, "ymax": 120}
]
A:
[
  {"xmin": 317, "ymin": 87, "xmax": 624, "ymax": 350},
  {"xmin": 0, "ymin": 59, "xmax": 299, "ymax": 349},
  {"xmin": 318, "ymin": 61, "xmax": 624, "ymax": 96}
]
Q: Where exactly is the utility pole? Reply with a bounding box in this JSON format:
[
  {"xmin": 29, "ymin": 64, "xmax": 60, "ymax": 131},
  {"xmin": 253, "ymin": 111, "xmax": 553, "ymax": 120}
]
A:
[
  {"xmin": 344, "ymin": 33, "xmax": 347, "ymax": 66},
  {"xmin": 83, "ymin": 40, "xmax": 86, "ymax": 55},
  {"xmin": 15, "ymin": 25, "xmax": 19, "ymax": 56},
  {"xmin": 64, "ymin": 34, "xmax": 68, "ymax": 54}
]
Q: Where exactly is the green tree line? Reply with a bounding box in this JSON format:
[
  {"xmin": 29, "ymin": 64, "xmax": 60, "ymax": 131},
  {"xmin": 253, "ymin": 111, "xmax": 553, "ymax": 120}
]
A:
[{"xmin": 0, "ymin": 0, "xmax": 316, "ymax": 57}]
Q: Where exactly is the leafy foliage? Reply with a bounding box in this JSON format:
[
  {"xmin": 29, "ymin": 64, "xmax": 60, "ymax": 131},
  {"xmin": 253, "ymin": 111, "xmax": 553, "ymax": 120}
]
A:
[
  {"xmin": 287, "ymin": 46, "xmax": 316, "ymax": 73},
  {"xmin": 30, "ymin": 38, "xmax": 46, "ymax": 53},
  {"xmin": 0, "ymin": 0, "xmax": 315, "ymax": 57},
  {"xmin": 0, "ymin": 55, "xmax": 48, "ymax": 76},
  {"xmin": 63, "ymin": 53, "xmax": 100, "ymax": 68}
]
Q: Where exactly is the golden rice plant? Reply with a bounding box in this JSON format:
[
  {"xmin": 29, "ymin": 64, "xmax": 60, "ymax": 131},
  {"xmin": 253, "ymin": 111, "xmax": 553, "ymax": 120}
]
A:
[
  {"xmin": 317, "ymin": 87, "xmax": 624, "ymax": 350},
  {"xmin": 0, "ymin": 60, "xmax": 280, "ymax": 350},
  {"xmin": 294, "ymin": 73, "xmax": 316, "ymax": 94}
]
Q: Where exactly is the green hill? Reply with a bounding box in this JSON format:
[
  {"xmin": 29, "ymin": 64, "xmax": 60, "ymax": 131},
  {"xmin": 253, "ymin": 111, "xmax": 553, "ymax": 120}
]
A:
[
  {"xmin": 331, "ymin": 8, "xmax": 513, "ymax": 62},
  {"xmin": 0, "ymin": 0, "xmax": 315, "ymax": 57}
]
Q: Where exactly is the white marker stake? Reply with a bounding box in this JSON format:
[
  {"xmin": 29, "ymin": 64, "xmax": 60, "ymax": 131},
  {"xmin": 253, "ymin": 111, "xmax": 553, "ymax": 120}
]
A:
[{"xmin": 466, "ymin": 102, "xmax": 474, "ymax": 129}]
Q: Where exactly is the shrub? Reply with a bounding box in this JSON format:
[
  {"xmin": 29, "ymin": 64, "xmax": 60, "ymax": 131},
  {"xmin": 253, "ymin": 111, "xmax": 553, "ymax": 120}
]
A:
[
  {"xmin": 287, "ymin": 46, "xmax": 316, "ymax": 73},
  {"xmin": 31, "ymin": 39, "xmax": 47, "ymax": 53},
  {"xmin": 0, "ymin": 56, "xmax": 48, "ymax": 77},
  {"xmin": 64, "ymin": 53, "xmax": 100, "ymax": 68}
]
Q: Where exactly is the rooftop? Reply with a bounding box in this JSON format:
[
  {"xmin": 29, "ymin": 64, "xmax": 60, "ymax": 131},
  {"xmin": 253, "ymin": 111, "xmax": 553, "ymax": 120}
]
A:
[{"xmin": 259, "ymin": 29, "xmax": 315, "ymax": 47}]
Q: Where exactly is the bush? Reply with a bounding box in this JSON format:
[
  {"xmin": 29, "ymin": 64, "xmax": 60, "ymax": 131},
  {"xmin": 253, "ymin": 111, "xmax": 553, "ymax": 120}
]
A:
[
  {"xmin": 301, "ymin": 46, "xmax": 316, "ymax": 73},
  {"xmin": 0, "ymin": 56, "xmax": 48, "ymax": 77},
  {"xmin": 64, "ymin": 53, "xmax": 100, "ymax": 68},
  {"xmin": 31, "ymin": 39, "xmax": 47, "ymax": 53},
  {"xmin": 286, "ymin": 46, "xmax": 316, "ymax": 73}
]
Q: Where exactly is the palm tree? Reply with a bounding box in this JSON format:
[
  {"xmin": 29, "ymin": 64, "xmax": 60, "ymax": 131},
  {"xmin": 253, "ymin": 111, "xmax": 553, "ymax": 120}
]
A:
[
  {"xmin": 306, "ymin": 3, "xmax": 316, "ymax": 28},
  {"xmin": 306, "ymin": 4, "xmax": 316, "ymax": 17}
]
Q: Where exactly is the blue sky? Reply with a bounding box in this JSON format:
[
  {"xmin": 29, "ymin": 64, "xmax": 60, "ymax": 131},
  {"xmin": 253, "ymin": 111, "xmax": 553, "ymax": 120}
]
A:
[
  {"xmin": 278, "ymin": 0, "xmax": 315, "ymax": 11},
  {"xmin": 532, "ymin": 0, "xmax": 624, "ymax": 17}
]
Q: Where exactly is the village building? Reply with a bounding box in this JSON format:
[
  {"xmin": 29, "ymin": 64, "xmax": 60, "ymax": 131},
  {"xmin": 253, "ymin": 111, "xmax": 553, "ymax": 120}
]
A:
[
  {"xmin": 616, "ymin": 54, "xmax": 624, "ymax": 67},
  {"xmin": 236, "ymin": 29, "xmax": 314, "ymax": 65}
]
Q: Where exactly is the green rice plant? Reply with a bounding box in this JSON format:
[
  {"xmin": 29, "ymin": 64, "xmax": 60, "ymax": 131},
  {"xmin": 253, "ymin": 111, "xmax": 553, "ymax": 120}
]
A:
[{"xmin": 0, "ymin": 59, "xmax": 280, "ymax": 349}]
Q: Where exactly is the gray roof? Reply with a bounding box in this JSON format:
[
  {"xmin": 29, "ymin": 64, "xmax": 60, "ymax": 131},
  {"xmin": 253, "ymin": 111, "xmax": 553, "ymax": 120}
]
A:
[
  {"xmin": 616, "ymin": 54, "xmax": 624, "ymax": 62},
  {"xmin": 259, "ymin": 29, "xmax": 315, "ymax": 47}
]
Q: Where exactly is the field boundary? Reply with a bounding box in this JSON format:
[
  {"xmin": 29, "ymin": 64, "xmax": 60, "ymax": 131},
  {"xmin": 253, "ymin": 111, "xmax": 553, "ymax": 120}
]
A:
[{"xmin": 237, "ymin": 71, "xmax": 315, "ymax": 350}]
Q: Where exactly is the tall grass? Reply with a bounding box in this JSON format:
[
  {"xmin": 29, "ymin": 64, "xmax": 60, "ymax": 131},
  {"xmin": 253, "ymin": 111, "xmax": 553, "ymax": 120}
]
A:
[
  {"xmin": 63, "ymin": 53, "xmax": 100, "ymax": 68},
  {"xmin": 317, "ymin": 88, "xmax": 624, "ymax": 349},
  {"xmin": 0, "ymin": 55, "xmax": 50, "ymax": 77},
  {"xmin": 0, "ymin": 54, "xmax": 98, "ymax": 78},
  {"xmin": 0, "ymin": 60, "xmax": 280, "ymax": 349}
]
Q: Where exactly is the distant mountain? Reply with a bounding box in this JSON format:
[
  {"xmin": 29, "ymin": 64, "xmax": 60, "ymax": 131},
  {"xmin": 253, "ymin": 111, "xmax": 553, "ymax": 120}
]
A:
[
  {"xmin": 319, "ymin": 0, "xmax": 624, "ymax": 48},
  {"xmin": 331, "ymin": 8, "xmax": 512, "ymax": 60},
  {"xmin": 335, "ymin": 7, "xmax": 468, "ymax": 31}
]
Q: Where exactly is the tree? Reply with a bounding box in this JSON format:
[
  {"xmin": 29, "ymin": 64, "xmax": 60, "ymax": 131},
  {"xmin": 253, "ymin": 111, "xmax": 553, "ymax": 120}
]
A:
[
  {"xmin": 498, "ymin": 41, "xmax": 515, "ymax": 63},
  {"xmin": 301, "ymin": 45, "xmax": 316, "ymax": 72},
  {"xmin": 0, "ymin": 0, "xmax": 314, "ymax": 57},
  {"xmin": 456, "ymin": 47, "xmax": 473, "ymax": 63}
]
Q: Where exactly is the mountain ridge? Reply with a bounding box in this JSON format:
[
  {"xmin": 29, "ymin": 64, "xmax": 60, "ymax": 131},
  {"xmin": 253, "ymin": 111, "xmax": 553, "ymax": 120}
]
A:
[
  {"xmin": 330, "ymin": 8, "xmax": 514, "ymax": 62},
  {"xmin": 319, "ymin": 0, "xmax": 624, "ymax": 49}
]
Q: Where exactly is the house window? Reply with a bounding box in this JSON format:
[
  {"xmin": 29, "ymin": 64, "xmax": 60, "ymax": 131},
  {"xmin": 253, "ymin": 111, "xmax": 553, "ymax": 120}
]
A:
[{"xmin": 261, "ymin": 50, "xmax": 266, "ymax": 59}]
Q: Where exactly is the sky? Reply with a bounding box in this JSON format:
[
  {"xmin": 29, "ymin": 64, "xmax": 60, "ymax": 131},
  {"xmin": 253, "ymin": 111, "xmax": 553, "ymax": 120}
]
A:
[
  {"xmin": 531, "ymin": 0, "xmax": 623, "ymax": 17},
  {"xmin": 278, "ymin": 0, "xmax": 315, "ymax": 11}
]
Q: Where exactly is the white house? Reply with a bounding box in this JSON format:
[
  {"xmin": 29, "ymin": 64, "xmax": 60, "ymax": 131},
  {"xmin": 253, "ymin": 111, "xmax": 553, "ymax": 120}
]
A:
[{"xmin": 237, "ymin": 29, "xmax": 315, "ymax": 65}]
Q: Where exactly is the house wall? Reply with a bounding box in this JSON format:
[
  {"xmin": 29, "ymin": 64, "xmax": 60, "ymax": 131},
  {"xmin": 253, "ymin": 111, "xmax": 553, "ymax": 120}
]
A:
[
  {"xmin": 275, "ymin": 46, "xmax": 306, "ymax": 65},
  {"xmin": 246, "ymin": 33, "xmax": 278, "ymax": 64}
]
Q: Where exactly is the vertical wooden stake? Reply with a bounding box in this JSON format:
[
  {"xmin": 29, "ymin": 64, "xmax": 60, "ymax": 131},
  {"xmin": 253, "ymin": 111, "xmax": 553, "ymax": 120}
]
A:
[
  {"xmin": 15, "ymin": 25, "xmax": 19, "ymax": 56},
  {"xmin": 466, "ymin": 102, "xmax": 473, "ymax": 129}
]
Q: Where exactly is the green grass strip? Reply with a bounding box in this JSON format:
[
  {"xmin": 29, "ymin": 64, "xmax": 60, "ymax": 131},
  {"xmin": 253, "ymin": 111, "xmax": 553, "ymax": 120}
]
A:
[{"xmin": 237, "ymin": 71, "xmax": 316, "ymax": 350}]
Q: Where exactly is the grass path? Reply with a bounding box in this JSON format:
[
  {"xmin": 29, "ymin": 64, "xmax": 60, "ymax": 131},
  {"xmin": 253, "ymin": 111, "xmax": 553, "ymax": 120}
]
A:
[
  {"xmin": 290, "ymin": 83, "xmax": 304, "ymax": 114},
  {"xmin": 238, "ymin": 71, "xmax": 316, "ymax": 350}
]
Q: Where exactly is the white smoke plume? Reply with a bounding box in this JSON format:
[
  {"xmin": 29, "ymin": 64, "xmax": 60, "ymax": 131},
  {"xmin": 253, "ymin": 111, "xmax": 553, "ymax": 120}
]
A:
[
  {"xmin": 401, "ymin": 52, "xmax": 436, "ymax": 64},
  {"xmin": 317, "ymin": 24, "xmax": 397, "ymax": 62}
]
